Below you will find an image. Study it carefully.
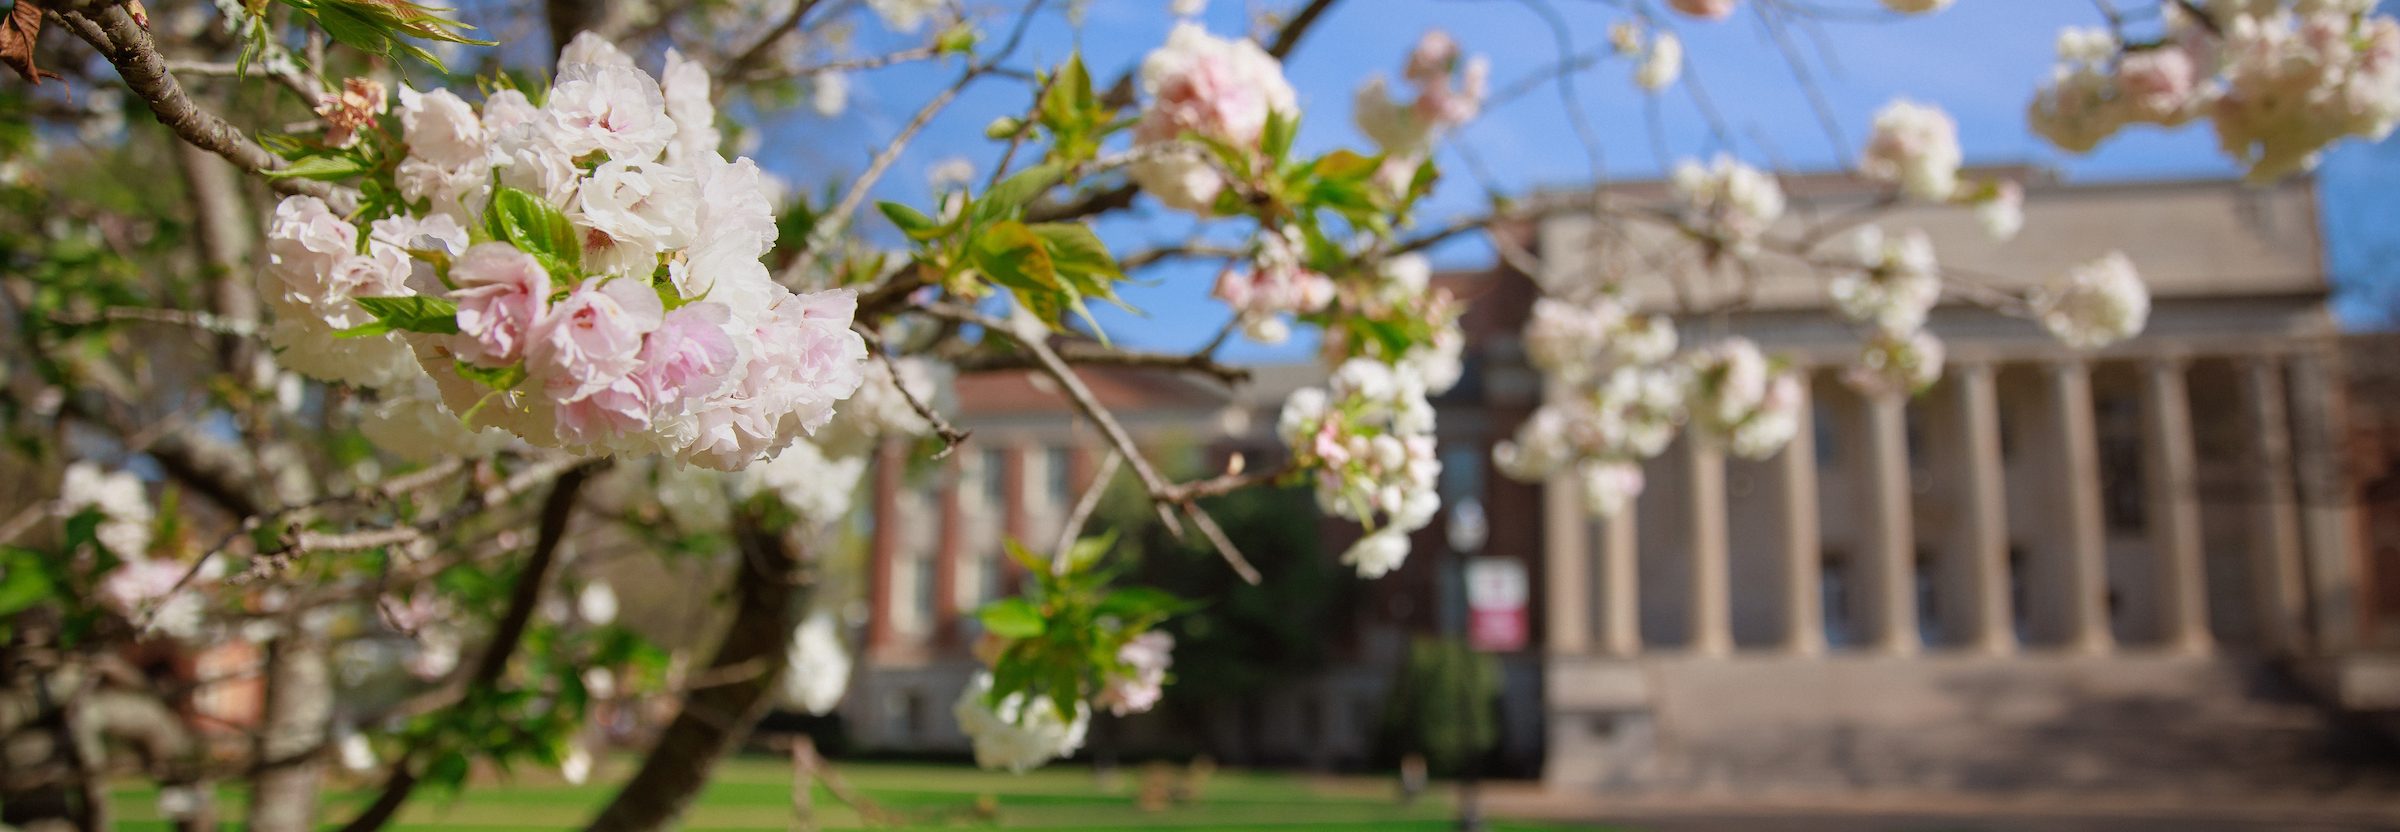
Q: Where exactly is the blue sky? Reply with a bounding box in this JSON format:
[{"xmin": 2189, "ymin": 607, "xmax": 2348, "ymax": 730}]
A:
[{"xmin": 753, "ymin": 0, "xmax": 2400, "ymax": 359}]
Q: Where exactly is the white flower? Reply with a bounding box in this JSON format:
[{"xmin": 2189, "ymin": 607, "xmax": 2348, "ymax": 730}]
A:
[
  {"xmin": 1976, "ymin": 181, "xmax": 2024, "ymax": 241},
  {"xmin": 954, "ymin": 672, "xmax": 1090, "ymax": 773},
  {"xmin": 1098, "ymin": 632, "xmax": 1173, "ymax": 716},
  {"xmin": 338, "ymin": 731, "xmax": 378, "ymax": 773},
  {"xmin": 360, "ymin": 380, "xmax": 512, "ymax": 464},
  {"xmin": 1829, "ymin": 226, "xmax": 1941, "ymax": 336},
  {"xmin": 97, "ymin": 556, "xmax": 222, "ymax": 640},
  {"xmin": 574, "ymin": 159, "xmax": 701, "ymax": 276},
  {"xmin": 781, "ymin": 610, "xmax": 853, "ymax": 715},
  {"xmin": 1845, "ymin": 330, "xmax": 1946, "ymax": 395},
  {"xmin": 1671, "ymin": 155, "xmax": 1784, "ymax": 254},
  {"xmin": 1343, "ymin": 528, "xmax": 1413, "ymax": 578},
  {"xmin": 867, "ymin": 0, "xmax": 942, "ymax": 32},
  {"xmin": 1861, "ymin": 99, "xmax": 1961, "ymax": 201},
  {"xmin": 660, "ymin": 49, "xmax": 721, "ymax": 164},
  {"xmin": 735, "ymin": 438, "xmax": 870, "ymax": 526},
  {"xmin": 59, "ymin": 462, "xmax": 152, "ymax": 557},
  {"xmin": 561, "ymin": 744, "xmax": 593, "ymax": 785},
  {"xmin": 395, "ymin": 85, "xmax": 485, "ymax": 169},
  {"xmin": 1130, "ymin": 23, "xmax": 1299, "ymax": 214},
  {"xmin": 926, "ymin": 157, "xmax": 977, "ymax": 191},
  {"xmin": 1636, "ymin": 32, "xmax": 1683, "ymax": 91},
  {"xmin": 2034, "ymin": 251, "xmax": 2150, "ymax": 349},
  {"xmin": 812, "ymin": 72, "xmax": 851, "ymax": 118},
  {"xmin": 1576, "ymin": 459, "xmax": 1646, "ymax": 518},
  {"xmin": 1214, "ymin": 225, "xmax": 1334, "ymax": 344},
  {"xmin": 547, "ymin": 60, "xmax": 676, "ymax": 163},
  {"xmin": 578, "ymin": 581, "xmax": 619, "ymax": 625}
]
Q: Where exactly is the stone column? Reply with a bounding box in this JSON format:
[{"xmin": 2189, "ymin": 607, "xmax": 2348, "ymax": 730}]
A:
[
  {"xmin": 1779, "ymin": 375, "xmax": 1826, "ymax": 656},
  {"xmin": 866, "ymin": 441, "xmax": 904, "ymax": 653},
  {"xmin": 1686, "ymin": 437, "xmax": 1732, "ymax": 656},
  {"xmin": 1543, "ymin": 472, "xmax": 1591, "ymax": 656},
  {"xmin": 2047, "ymin": 360, "xmax": 2115, "ymax": 654},
  {"xmin": 2241, "ymin": 357, "xmax": 2309, "ymax": 651},
  {"xmin": 932, "ymin": 455, "xmax": 964, "ymax": 648},
  {"xmin": 1952, "ymin": 361, "xmax": 2017, "ymax": 654},
  {"xmin": 2139, "ymin": 358, "xmax": 2212, "ymax": 653},
  {"xmin": 1860, "ymin": 391, "xmax": 1919, "ymax": 655},
  {"xmin": 2287, "ymin": 352, "xmax": 2358, "ymax": 650},
  {"xmin": 1001, "ymin": 444, "xmax": 1032, "ymax": 595},
  {"xmin": 1598, "ymin": 509, "xmax": 1642, "ymax": 657}
]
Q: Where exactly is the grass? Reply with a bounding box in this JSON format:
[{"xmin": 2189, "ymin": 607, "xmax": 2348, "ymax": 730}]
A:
[{"xmin": 106, "ymin": 757, "xmax": 1610, "ymax": 831}]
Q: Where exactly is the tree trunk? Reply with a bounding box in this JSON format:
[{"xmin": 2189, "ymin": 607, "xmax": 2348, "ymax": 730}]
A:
[
  {"xmin": 171, "ymin": 141, "xmax": 256, "ymax": 375},
  {"xmin": 584, "ymin": 515, "xmax": 800, "ymax": 832},
  {"xmin": 246, "ymin": 633, "xmax": 330, "ymax": 832}
]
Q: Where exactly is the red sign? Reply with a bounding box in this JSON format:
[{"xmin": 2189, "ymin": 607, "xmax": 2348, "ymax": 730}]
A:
[{"xmin": 1465, "ymin": 557, "xmax": 1528, "ymax": 652}]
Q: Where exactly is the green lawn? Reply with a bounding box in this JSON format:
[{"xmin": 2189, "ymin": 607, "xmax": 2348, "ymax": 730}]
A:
[{"xmin": 106, "ymin": 757, "xmax": 1607, "ymax": 831}]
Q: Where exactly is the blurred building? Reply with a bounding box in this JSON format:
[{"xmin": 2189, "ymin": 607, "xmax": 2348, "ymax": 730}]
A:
[{"xmin": 843, "ymin": 172, "xmax": 2400, "ymax": 794}]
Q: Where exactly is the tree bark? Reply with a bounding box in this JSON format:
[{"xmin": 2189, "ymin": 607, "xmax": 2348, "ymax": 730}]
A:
[
  {"xmin": 246, "ymin": 632, "xmax": 331, "ymax": 832},
  {"xmin": 584, "ymin": 514, "xmax": 800, "ymax": 832},
  {"xmin": 171, "ymin": 141, "xmax": 257, "ymax": 375}
]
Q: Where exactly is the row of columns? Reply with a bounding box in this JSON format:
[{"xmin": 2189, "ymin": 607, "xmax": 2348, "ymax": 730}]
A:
[{"xmin": 1545, "ymin": 352, "xmax": 2335, "ymax": 657}]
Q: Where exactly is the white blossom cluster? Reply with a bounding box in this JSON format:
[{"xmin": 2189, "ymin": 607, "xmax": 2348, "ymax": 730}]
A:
[
  {"xmin": 2035, "ymin": 252, "xmax": 2152, "ymax": 349},
  {"xmin": 1277, "ymin": 359, "xmax": 1442, "ymax": 578},
  {"xmin": 60, "ymin": 463, "xmax": 222, "ymax": 641},
  {"xmin": 954, "ymin": 671, "xmax": 1090, "ymax": 773},
  {"xmin": 59, "ymin": 461, "xmax": 152, "ymax": 559},
  {"xmin": 1608, "ymin": 22, "xmax": 1684, "ymax": 91},
  {"xmin": 2032, "ymin": 1, "xmax": 2400, "ymax": 180},
  {"xmin": 258, "ymin": 34, "xmax": 868, "ymax": 471},
  {"xmin": 1683, "ymin": 338, "xmax": 1807, "ymax": 460},
  {"xmin": 1321, "ymin": 254, "xmax": 1467, "ymax": 395},
  {"xmin": 780, "ymin": 610, "xmax": 853, "ymax": 716},
  {"xmin": 1670, "ymin": 155, "xmax": 1786, "ymax": 255},
  {"xmin": 1096, "ymin": 631, "xmax": 1174, "ymax": 717},
  {"xmin": 1213, "ymin": 225, "xmax": 1334, "ymax": 344},
  {"xmin": 1496, "ymin": 366, "xmax": 1687, "ymax": 518},
  {"xmin": 1831, "ymin": 226, "xmax": 1947, "ymax": 394},
  {"xmin": 1354, "ymin": 30, "xmax": 1489, "ymax": 187},
  {"xmin": 1523, "ymin": 295, "xmax": 1678, "ymax": 384},
  {"xmin": 1860, "ymin": 99, "xmax": 1963, "ymax": 202},
  {"xmin": 1130, "ymin": 23, "xmax": 1300, "ymax": 213}
]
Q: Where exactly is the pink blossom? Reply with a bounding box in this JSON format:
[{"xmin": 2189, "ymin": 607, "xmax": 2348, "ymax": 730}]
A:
[
  {"xmin": 2117, "ymin": 47, "xmax": 2200, "ymax": 123},
  {"xmin": 635, "ymin": 302, "xmax": 738, "ymax": 411},
  {"xmin": 1405, "ymin": 30, "xmax": 1459, "ymax": 86},
  {"xmin": 527, "ymin": 278, "xmax": 665, "ymax": 403},
  {"xmin": 1097, "ymin": 631, "xmax": 1174, "ymax": 716},
  {"xmin": 554, "ymin": 377, "xmax": 652, "ymax": 445},
  {"xmin": 1667, "ymin": 0, "xmax": 1737, "ymax": 20},
  {"xmin": 449, "ymin": 243, "xmax": 554, "ymax": 367}
]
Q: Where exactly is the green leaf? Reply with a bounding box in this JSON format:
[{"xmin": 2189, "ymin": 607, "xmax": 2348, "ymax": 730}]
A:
[
  {"xmin": 1260, "ymin": 110, "xmax": 1297, "ymax": 165},
  {"xmin": 971, "ymin": 221, "xmax": 1060, "ymax": 294},
  {"xmin": 977, "ymin": 598, "xmax": 1047, "ymax": 639},
  {"xmin": 453, "ymin": 360, "xmax": 526, "ymax": 392},
  {"xmin": 976, "ymin": 162, "xmax": 1065, "ymax": 222},
  {"xmin": 0, "ymin": 546, "xmax": 58, "ymax": 618},
  {"xmin": 354, "ymin": 295, "xmax": 460, "ymax": 335},
  {"xmin": 1028, "ymin": 222, "xmax": 1123, "ymax": 287},
  {"xmin": 483, "ymin": 187, "xmax": 582, "ymax": 271},
  {"xmin": 1311, "ymin": 149, "xmax": 1379, "ymax": 182},
  {"xmin": 1097, "ymin": 587, "xmax": 1193, "ymax": 620},
  {"xmin": 877, "ymin": 201, "xmax": 946, "ymax": 241},
  {"xmin": 264, "ymin": 154, "xmax": 370, "ymax": 181}
]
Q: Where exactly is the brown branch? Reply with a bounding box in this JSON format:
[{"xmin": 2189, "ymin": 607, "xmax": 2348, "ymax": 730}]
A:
[
  {"xmin": 1264, "ymin": 0, "xmax": 1341, "ymax": 59},
  {"xmin": 56, "ymin": 4, "xmax": 353, "ymax": 210},
  {"xmin": 336, "ymin": 461, "xmax": 601, "ymax": 832},
  {"xmin": 582, "ymin": 509, "xmax": 802, "ymax": 832},
  {"xmin": 950, "ymin": 340, "xmax": 1251, "ymax": 386}
]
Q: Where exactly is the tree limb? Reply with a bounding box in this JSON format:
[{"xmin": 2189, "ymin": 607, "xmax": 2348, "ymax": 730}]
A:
[
  {"xmin": 583, "ymin": 509, "xmax": 802, "ymax": 832},
  {"xmin": 56, "ymin": 4, "xmax": 353, "ymax": 210}
]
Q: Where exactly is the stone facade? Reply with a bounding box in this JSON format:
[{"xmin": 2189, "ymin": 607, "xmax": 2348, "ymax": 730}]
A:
[{"xmin": 844, "ymin": 173, "xmax": 2400, "ymax": 793}]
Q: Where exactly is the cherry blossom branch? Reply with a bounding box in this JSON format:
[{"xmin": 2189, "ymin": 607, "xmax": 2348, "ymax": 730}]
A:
[
  {"xmin": 949, "ymin": 339, "xmax": 1253, "ymax": 386},
  {"xmin": 55, "ymin": 3, "xmax": 355, "ymax": 210},
  {"xmin": 1051, "ymin": 449, "xmax": 1122, "ymax": 568},
  {"xmin": 857, "ymin": 328, "xmax": 971, "ymax": 455},
  {"xmin": 919, "ymin": 302, "xmax": 1266, "ymax": 583},
  {"xmin": 784, "ymin": 0, "xmax": 1050, "ymax": 278},
  {"xmin": 716, "ymin": 0, "xmax": 826, "ymax": 92}
]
